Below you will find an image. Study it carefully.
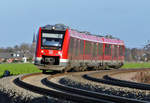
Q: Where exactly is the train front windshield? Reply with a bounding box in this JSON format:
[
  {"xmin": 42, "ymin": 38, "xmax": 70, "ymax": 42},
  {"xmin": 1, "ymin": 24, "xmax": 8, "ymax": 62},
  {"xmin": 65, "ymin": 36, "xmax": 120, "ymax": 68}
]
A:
[{"xmin": 41, "ymin": 31, "xmax": 65, "ymax": 50}]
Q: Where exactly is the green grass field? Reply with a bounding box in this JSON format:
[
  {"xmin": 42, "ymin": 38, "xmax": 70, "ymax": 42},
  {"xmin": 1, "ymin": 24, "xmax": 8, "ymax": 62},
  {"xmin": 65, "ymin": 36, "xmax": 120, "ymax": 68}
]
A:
[
  {"xmin": 0, "ymin": 62, "xmax": 150, "ymax": 77},
  {"xmin": 0, "ymin": 63, "xmax": 41, "ymax": 77},
  {"xmin": 122, "ymin": 62, "xmax": 150, "ymax": 69}
]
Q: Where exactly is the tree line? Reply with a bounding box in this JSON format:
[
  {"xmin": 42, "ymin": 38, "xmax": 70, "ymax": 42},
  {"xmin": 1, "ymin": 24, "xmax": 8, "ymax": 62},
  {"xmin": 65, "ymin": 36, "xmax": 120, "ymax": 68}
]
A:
[
  {"xmin": 0, "ymin": 43, "xmax": 36, "ymax": 59},
  {"xmin": 125, "ymin": 42, "xmax": 150, "ymax": 62}
]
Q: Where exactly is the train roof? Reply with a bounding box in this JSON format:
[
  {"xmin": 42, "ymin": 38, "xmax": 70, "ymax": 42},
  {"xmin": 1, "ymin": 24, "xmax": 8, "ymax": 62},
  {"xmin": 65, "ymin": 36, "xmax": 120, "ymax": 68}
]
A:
[
  {"xmin": 40, "ymin": 24, "xmax": 124, "ymax": 45},
  {"xmin": 69, "ymin": 29, "xmax": 124, "ymax": 45},
  {"xmin": 41, "ymin": 24, "xmax": 68, "ymax": 31}
]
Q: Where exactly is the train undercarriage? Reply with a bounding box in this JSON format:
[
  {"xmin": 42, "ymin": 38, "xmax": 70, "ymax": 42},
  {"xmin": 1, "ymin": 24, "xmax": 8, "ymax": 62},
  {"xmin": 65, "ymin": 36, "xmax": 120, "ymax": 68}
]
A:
[{"xmin": 36, "ymin": 56, "xmax": 124, "ymax": 73}]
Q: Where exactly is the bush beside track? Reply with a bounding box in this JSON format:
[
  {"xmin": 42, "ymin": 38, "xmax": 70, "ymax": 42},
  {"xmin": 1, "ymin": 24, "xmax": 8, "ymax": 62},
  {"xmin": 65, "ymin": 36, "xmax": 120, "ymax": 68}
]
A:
[
  {"xmin": 122, "ymin": 62, "xmax": 150, "ymax": 69},
  {"xmin": 0, "ymin": 63, "xmax": 41, "ymax": 77}
]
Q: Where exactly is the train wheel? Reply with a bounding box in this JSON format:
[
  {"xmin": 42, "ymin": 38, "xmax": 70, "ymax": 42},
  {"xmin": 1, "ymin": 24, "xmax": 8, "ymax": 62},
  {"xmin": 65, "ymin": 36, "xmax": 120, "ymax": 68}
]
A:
[
  {"xmin": 83, "ymin": 66, "xmax": 87, "ymax": 71},
  {"xmin": 103, "ymin": 64, "xmax": 108, "ymax": 70},
  {"xmin": 72, "ymin": 67, "xmax": 80, "ymax": 72},
  {"xmin": 83, "ymin": 63, "xmax": 88, "ymax": 71},
  {"xmin": 42, "ymin": 70, "xmax": 47, "ymax": 74},
  {"xmin": 80, "ymin": 66, "xmax": 85, "ymax": 72},
  {"xmin": 63, "ymin": 67, "xmax": 71, "ymax": 73}
]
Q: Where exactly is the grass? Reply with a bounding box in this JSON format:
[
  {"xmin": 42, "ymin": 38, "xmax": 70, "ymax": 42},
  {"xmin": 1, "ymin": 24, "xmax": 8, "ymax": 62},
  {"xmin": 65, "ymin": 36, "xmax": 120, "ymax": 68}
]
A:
[
  {"xmin": 1, "ymin": 62, "xmax": 150, "ymax": 77},
  {"xmin": 0, "ymin": 63, "xmax": 41, "ymax": 77},
  {"xmin": 122, "ymin": 62, "xmax": 150, "ymax": 69}
]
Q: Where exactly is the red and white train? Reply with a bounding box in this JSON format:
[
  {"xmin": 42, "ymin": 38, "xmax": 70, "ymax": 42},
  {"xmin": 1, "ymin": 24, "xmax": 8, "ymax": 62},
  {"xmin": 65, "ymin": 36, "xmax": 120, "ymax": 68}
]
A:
[{"xmin": 34, "ymin": 25, "xmax": 125, "ymax": 72}]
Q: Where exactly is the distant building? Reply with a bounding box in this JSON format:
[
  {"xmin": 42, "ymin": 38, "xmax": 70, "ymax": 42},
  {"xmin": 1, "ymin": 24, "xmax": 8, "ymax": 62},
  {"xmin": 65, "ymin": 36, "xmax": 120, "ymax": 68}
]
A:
[
  {"xmin": 0, "ymin": 52, "xmax": 26, "ymax": 63},
  {"xmin": 22, "ymin": 57, "xmax": 27, "ymax": 63}
]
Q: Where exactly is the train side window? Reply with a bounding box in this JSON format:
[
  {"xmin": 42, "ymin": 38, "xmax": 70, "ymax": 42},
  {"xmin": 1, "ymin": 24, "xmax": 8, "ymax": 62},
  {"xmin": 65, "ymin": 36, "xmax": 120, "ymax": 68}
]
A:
[
  {"xmin": 119, "ymin": 46, "xmax": 121, "ymax": 56},
  {"xmin": 114, "ymin": 45, "xmax": 118, "ymax": 57},
  {"xmin": 95, "ymin": 43, "xmax": 98, "ymax": 57},
  {"xmin": 85, "ymin": 41, "xmax": 88, "ymax": 55},
  {"xmin": 105, "ymin": 44, "xmax": 107, "ymax": 55},
  {"xmin": 69, "ymin": 37, "xmax": 74, "ymax": 54},
  {"xmin": 85, "ymin": 41, "xmax": 87, "ymax": 55},
  {"xmin": 105, "ymin": 44, "xmax": 108, "ymax": 55},
  {"xmin": 105, "ymin": 44, "xmax": 111, "ymax": 56},
  {"xmin": 121, "ymin": 46, "xmax": 123, "ymax": 56},
  {"xmin": 75, "ymin": 39, "xmax": 79, "ymax": 56},
  {"xmin": 85, "ymin": 41, "xmax": 91, "ymax": 55},
  {"xmin": 93, "ymin": 42, "xmax": 97, "ymax": 57},
  {"xmin": 74, "ymin": 39, "xmax": 77, "ymax": 56},
  {"xmin": 87, "ymin": 41, "xmax": 89, "ymax": 54},
  {"xmin": 89, "ymin": 41, "xmax": 92, "ymax": 54},
  {"xmin": 73, "ymin": 38, "xmax": 76, "ymax": 56},
  {"xmin": 98, "ymin": 43, "xmax": 103, "ymax": 56},
  {"xmin": 119, "ymin": 45, "xmax": 123, "ymax": 56},
  {"xmin": 108, "ymin": 44, "xmax": 111, "ymax": 56},
  {"xmin": 80, "ymin": 40, "xmax": 84, "ymax": 55}
]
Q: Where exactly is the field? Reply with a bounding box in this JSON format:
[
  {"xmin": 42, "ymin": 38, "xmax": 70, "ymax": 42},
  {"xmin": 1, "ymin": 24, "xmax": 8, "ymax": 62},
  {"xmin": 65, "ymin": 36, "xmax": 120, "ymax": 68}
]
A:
[
  {"xmin": 0, "ymin": 63, "xmax": 41, "ymax": 77},
  {"xmin": 0, "ymin": 62, "xmax": 150, "ymax": 77},
  {"xmin": 122, "ymin": 62, "xmax": 150, "ymax": 69}
]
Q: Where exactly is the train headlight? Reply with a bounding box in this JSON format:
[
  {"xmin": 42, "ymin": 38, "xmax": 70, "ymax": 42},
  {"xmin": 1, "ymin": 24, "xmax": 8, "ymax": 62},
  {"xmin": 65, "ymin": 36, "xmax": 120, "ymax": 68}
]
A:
[
  {"xmin": 41, "ymin": 50, "xmax": 44, "ymax": 53},
  {"xmin": 58, "ymin": 51, "xmax": 62, "ymax": 57},
  {"xmin": 52, "ymin": 26, "xmax": 55, "ymax": 30}
]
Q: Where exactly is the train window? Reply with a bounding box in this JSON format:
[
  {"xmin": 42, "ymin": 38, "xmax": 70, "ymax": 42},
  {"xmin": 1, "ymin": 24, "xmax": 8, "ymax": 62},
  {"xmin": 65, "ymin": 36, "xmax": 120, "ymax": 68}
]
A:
[
  {"xmin": 85, "ymin": 41, "xmax": 88, "ymax": 54},
  {"xmin": 105, "ymin": 44, "xmax": 107, "ymax": 55},
  {"xmin": 85, "ymin": 41, "xmax": 91, "ymax": 55},
  {"xmin": 95, "ymin": 43, "xmax": 98, "ymax": 57},
  {"xmin": 80, "ymin": 40, "xmax": 84, "ymax": 55},
  {"xmin": 41, "ymin": 30, "xmax": 65, "ymax": 50},
  {"xmin": 85, "ymin": 41, "xmax": 88, "ymax": 55},
  {"xmin": 74, "ymin": 39, "xmax": 76, "ymax": 56},
  {"xmin": 93, "ymin": 43, "xmax": 97, "ymax": 57},
  {"xmin": 69, "ymin": 37, "xmax": 74, "ymax": 54},
  {"xmin": 98, "ymin": 43, "xmax": 103, "ymax": 56},
  {"xmin": 119, "ymin": 46, "xmax": 124, "ymax": 56},
  {"xmin": 75, "ymin": 39, "xmax": 79, "ymax": 56},
  {"xmin": 105, "ymin": 44, "xmax": 111, "ymax": 56},
  {"xmin": 108, "ymin": 44, "xmax": 111, "ymax": 56},
  {"xmin": 89, "ymin": 41, "xmax": 92, "ymax": 54},
  {"xmin": 114, "ymin": 45, "xmax": 118, "ymax": 57},
  {"xmin": 105, "ymin": 44, "xmax": 108, "ymax": 55}
]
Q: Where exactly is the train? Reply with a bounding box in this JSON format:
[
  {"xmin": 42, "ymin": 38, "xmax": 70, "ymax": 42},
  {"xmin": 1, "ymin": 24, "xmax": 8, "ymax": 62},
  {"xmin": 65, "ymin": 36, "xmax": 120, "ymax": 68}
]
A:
[{"xmin": 34, "ymin": 24, "xmax": 125, "ymax": 73}]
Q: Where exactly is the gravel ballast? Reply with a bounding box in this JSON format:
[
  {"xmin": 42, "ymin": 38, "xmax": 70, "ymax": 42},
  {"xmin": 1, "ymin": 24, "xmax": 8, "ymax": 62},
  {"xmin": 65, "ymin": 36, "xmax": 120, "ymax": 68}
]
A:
[
  {"xmin": 59, "ymin": 75, "xmax": 150, "ymax": 102},
  {"xmin": 0, "ymin": 75, "xmax": 74, "ymax": 103}
]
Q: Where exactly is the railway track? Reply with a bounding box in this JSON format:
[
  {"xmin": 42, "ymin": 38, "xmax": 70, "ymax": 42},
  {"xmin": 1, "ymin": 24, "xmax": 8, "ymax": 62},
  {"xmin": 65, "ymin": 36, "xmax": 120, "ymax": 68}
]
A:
[
  {"xmin": 13, "ymin": 71, "xmax": 149, "ymax": 103},
  {"xmin": 14, "ymin": 72, "xmax": 110, "ymax": 103},
  {"xmin": 83, "ymin": 68, "xmax": 150, "ymax": 90}
]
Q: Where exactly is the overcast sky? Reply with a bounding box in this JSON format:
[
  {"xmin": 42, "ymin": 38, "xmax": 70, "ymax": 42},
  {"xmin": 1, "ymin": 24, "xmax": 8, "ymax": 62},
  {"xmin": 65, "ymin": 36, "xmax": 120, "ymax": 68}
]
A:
[{"xmin": 0, "ymin": 0, "xmax": 150, "ymax": 48}]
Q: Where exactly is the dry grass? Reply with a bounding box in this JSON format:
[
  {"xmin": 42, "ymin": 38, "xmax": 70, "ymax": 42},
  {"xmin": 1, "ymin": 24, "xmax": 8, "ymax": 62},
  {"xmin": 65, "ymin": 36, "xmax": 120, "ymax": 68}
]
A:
[{"xmin": 132, "ymin": 71, "xmax": 150, "ymax": 84}]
